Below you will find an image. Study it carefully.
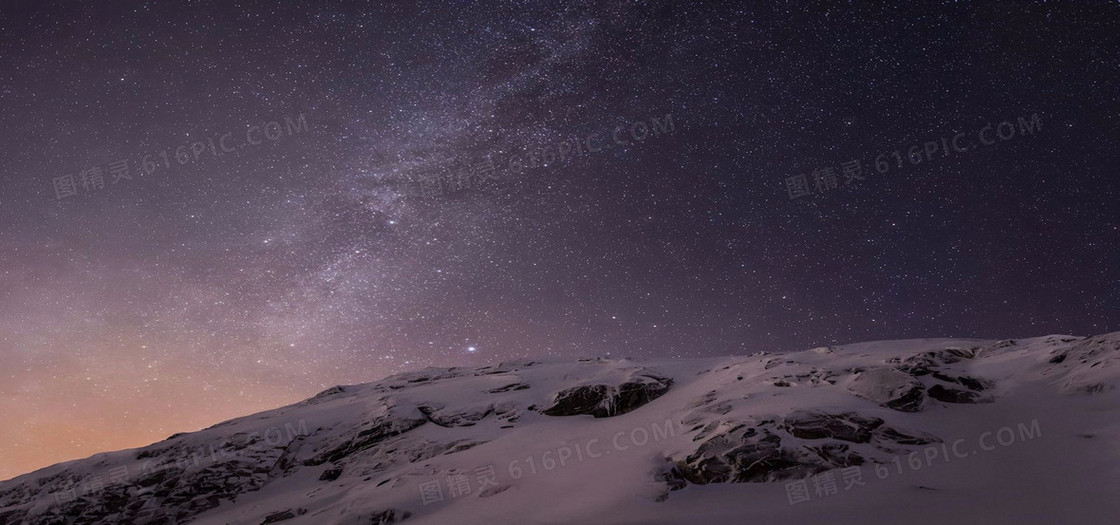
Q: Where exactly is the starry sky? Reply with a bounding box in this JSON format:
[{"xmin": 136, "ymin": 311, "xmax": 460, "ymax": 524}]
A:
[{"xmin": 1, "ymin": 0, "xmax": 1118, "ymax": 481}]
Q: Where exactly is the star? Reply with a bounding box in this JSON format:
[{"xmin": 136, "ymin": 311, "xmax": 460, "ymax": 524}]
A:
[{"xmin": 1, "ymin": 0, "xmax": 1116, "ymax": 483}]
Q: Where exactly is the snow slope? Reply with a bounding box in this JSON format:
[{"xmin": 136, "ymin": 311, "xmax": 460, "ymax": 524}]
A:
[{"xmin": 1, "ymin": 333, "xmax": 1118, "ymax": 524}]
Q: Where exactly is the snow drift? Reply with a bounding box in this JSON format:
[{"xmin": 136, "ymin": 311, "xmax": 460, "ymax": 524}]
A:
[{"xmin": 1, "ymin": 333, "xmax": 1118, "ymax": 524}]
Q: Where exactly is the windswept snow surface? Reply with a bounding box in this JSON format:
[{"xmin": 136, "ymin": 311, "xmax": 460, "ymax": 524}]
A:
[{"xmin": 2, "ymin": 334, "xmax": 1118, "ymax": 524}]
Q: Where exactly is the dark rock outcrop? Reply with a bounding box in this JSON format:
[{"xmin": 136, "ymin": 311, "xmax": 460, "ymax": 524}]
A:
[
  {"xmin": 309, "ymin": 415, "xmax": 427, "ymax": 465},
  {"xmin": 955, "ymin": 375, "xmax": 994, "ymax": 391},
  {"xmin": 666, "ymin": 411, "xmax": 940, "ymax": 494},
  {"xmin": 542, "ymin": 375, "xmax": 672, "ymax": 418},
  {"xmin": 674, "ymin": 426, "xmax": 822, "ymax": 484},
  {"xmin": 846, "ymin": 367, "xmax": 926, "ymax": 412},
  {"xmin": 262, "ymin": 508, "xmax": 305, "ymax": 523},
  {"xmin": 541, "ymin": 385, "xmax": 611, "ymax": 416},
  {"xmin": 891, "ymin": 348, "xmax": 977, "ymax": 376},
  {"xmin": 1048, "ymin": 333, "xmax": 1120, "ymax": 394},
  {"xmin": 927, "ymin": 384, "xmax": 988, "ymax": 404},
  {"xmin": 782, "ymin": 411, "xmax": 883, "ymax": 443},
  {"xmin": 488, "ymin": 383, "xmax": 530, "ymax": 393}
]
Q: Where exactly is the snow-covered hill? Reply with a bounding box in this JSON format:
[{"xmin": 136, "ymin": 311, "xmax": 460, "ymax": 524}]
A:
[{"xmin": 2, "ymin": 333, "xmax": 1118, "ymax": 524}]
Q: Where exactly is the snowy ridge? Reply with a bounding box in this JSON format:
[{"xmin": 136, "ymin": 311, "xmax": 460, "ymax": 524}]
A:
[{"xmin": 1, "ymin": 334, "xmax": 1118, "ymax": 524}]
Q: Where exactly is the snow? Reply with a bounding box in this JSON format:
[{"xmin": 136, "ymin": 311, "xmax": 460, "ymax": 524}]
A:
[{"xmin": 1, "ymin": 334, "xmax": 1117, "ymax": 524}]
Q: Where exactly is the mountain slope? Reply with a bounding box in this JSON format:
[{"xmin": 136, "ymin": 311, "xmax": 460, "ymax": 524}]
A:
[{"xmin": 2, "ymin": 333, "xmax": 1118, "ymax": 524}]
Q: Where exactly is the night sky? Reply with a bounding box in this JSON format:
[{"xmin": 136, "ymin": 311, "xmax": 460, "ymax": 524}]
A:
[{"xmin": 1, "ymin": 1, "xmax": 1117, "ymax": 481}]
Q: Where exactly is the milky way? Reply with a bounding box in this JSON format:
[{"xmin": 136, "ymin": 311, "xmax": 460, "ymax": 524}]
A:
[{"xmin": 1, "ymin": 1, "xmax": 1118, "ymax": 480}]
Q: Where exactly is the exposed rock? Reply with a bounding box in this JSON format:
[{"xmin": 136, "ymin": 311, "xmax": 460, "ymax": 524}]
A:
[
  {"xmin": 418, "ymin": 404, "xmax": 504, "ymax": 427},
  {"xmin": 782, "ymin": 411, "xmax": 883, "ymax": 443},
  {"xmin": 5, "ymin": 334, "xmax": 1115, "ymax": 523},
  {"xmin": 674, "ymin": 426, "xmax": 821, "ymax": 484},
  {"xmin": 615, "ymin": 379, "xmax": 672, "ymax": 413},
  {"xmin": 358, "ymin": 508, "xmax": 412, "ymax": 524},
  {"xmin": 847, "ymin": 367, "xmax": 926, "ymax": 412},
  {"xmin": 488, "ymin": 383, "xmax": 530, "ymax": 393},
  {"xmin": 927, "ymin": 384, "xmax": 988, "ymax": 404},
  {"xmin": 478, "ymin": 484, "xmax": 512, "ymax": 498},
  {"xmin": 930, "ymin": 372, "xmax": 996, "ymax": 393},
  {"xmin": 262, "ymin": 508, "xmax": 302, "ymax": 523},
  {"xmin": 873, "ymin": 426, "xmax": 939, "ymax": 446},
  {"xmin": 891, "ymin": 348, "xmax": 976, "ymax": 376},
  {"xmin": 1050, "ymin": 333, "xmax": 1120, "ymax": 394},
  {"xmin": 654, "ymin": 464, "xmax": 688, "ymax": 502},
  {"xmin": 542, "ymin": 375, "xmax": 672, "ymax": 418},
  {"xmin": 1067, "ymin": 382, "xmax": 1112, "ymax": 395},
  {"xmin": 309, "ymin": 415, "xmax": 427, "ymax": 465},
  {"xmin": 955, "ymin": 375, "xmax": 995, "ymax": 392},
  {"xmin": 541, "ymin": 385, "xmax": 610, "ymax": 417},
  {"xmin": 806, "ymin": 443, "xmax": 866, "ymax": 467},
  {"xmin": 0, "ymin": 509, "xmax": 28, "ymax": 524},
  {"xmin": 310, "ymin": 385, "xmax": 348, "ymax": 401},
  {"xmin": 664, "ymin": 412, "xmax": 939, "ymax": 496}
]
